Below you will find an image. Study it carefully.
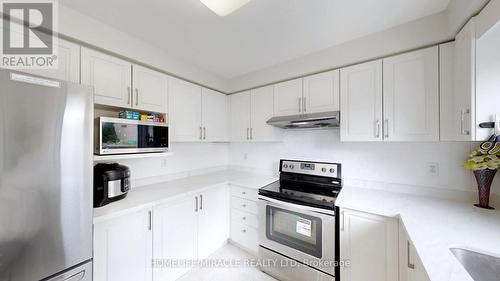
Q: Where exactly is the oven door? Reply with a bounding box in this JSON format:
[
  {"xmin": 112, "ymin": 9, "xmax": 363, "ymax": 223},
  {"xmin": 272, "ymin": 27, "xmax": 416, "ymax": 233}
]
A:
[{"xmin": 258, "ymin": 195, "xmax": 335, "ymax": 276}]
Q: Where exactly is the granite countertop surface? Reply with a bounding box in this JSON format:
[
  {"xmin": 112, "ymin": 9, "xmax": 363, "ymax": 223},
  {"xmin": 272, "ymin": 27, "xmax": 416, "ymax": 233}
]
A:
[
  {"xmin": 336, "ymin": 185, "xmax": 500, "ymax": 281},
  {"xmin": 93, "ymin": 169, "xmax": 278, "ymax": 223}
]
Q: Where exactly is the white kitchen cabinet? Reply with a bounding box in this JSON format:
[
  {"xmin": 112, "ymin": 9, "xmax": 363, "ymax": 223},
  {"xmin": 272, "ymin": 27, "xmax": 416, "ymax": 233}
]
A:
[
  {"xmin": 132, "ymin": 64, "xmax": 168, "ymax": 113},
  {"xmin": 94, "ymin": 208, "xmax": 153, "ymax": 281},
  {"xmin": 303, "ymin": 70, "xmax": 340, "ymax": 114},
  {"xmin": 440, "ymin": 19, "xmax": 476, "ymax": 141},
  {"xmin": 152, "ymin": 186, "xmax": 230, "ymax": 281},
  {"xmin": 383, "ymin": 46, "xmax": 439, "ymax": 142},
  {"xmin": 153, "ymin": 196, "xmax": 198, "ymax": 281},
  {"xmin": 340, "ymin": 208, "xmax": 398, "ymax": 281},
  {"xmin": 198, "ymin": 185, "xmax": 230, "ymax": 258},
  {"xmin": 230, "ymin": 86, "xmax": 281, "ymax": 142},
  {"xmin": 81, "ymin": 47, "xmax": 132, "ymax": 108},
  {"xmin": 15, "ymin": 38, "xmax": 81, "ymax": 83},
  {"xmin": 229, "ymin": 185, "xmax": 259, "ymax": 255},
  {"xmin": 201, "ymin": 88, "xmax": 229, "ymax": 142},
  {"xmin": 274, "ymin": 78, "xmax": 303, "ymax": 117},
  {"xmin": 230, "ymin": 91, "xmax": 252, "ymax": 142},
  {"xmin": 340, "ymin": 60, "xmax": 383, "ymax": 142},
  {"xmin": 169, "ymin": 78, "xmax": 202, "ymax": 142},
  {"xmin": 251, "ymin": 86, "xmax": 281, "ymax": 141},
  {"xmin": 399, "ymin": 224, "xmax": 431, "ymax": 281}
]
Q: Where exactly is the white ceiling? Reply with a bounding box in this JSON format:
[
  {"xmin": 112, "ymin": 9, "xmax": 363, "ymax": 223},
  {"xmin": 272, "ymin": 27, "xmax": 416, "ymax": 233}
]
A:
[{"xmin": 62, "ymin": 0, "xmax": 451, "ymax": 79}]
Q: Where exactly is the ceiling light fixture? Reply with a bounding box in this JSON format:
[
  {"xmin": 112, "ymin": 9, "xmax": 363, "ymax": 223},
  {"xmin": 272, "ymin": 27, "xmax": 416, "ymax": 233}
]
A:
[{"xmin": 200, "ymin": 0, "xmax": 251, "ymax": 17}]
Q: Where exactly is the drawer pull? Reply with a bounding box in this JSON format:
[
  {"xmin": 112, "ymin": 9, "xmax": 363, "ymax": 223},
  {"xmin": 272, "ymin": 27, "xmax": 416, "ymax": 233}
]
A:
[
  {"xmin": 241, "ymin": 204, "xmax": 246, "ymax": 208},
  {"xmin": 242, "ymin": 217, "xmax": 246, "ymax": 220},
  {"xmin": 242, "ymin": 191, "xmax": 246, "ymax": 195},
  {"xmin": 241, "ymin": 229, "xmax": 246, "ymax": 233}
]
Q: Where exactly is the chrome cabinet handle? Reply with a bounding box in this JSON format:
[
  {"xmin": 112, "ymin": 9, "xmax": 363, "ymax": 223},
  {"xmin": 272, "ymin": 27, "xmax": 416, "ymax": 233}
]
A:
[
  {"xmin": 246, "ymin": 128, "xmax": 250, "ymax": 140},
  {"xmin": 407, "ymin": 241, "xmax": 415, "ymax": 269},
  {"xmin": 303, "ymin": 97, "xmax": 307, "ymax": 112},
  {"xmin": 375, "ymin": 120, "xmax": 381, "ymax": 138},
  {"xmin": 199, "ymin": 127, "xmax": 203, "ymax": 140},
  {"xmin": 241, "ymin": 229, "xmax": 247, "ymax": 233},
  {"xmin": 127, "ymin": 87, "xmax": 131, "ymax": 104},
  {"xmin": 250, "ymin": 128, "xmax": 253, "ymax": 140},
  {"xmin": 195, "ymin": 196, "xmax": 198, "ymax": 212},
  {"xmin": 199, "ymin": 195, "xmax": 203, "ymax": 210},
  {"xmin": 242, "ymin": 191, "xmax": 246, "ymax": 195},
  {"xmin": 241, "ymin": 204, "xmax": 246, "ymax": 208},
  {"xmin": 135, "ymin": 88, "xmax": 139, "ymax": 106},
  {"xmin": 148, "ymin": 211, "xmax": 152, "ymax": 231},
  {"xmin": 203, "ymin": 127, "xmax": 206, "ymax": 140},
  {"xmin": 298, "ymin": 97, "xmax": 302, "ymax": 112},
  {"xmin": 384, "ymin": 120, "xmax": 389, "ymax": 138},
  {"xmin": 461, "ymin": 109, "xmax": 470, "ymax": 135},
  {"xmin": 242, "ymin": 217, "xmax": 246, "ymax": 220}
]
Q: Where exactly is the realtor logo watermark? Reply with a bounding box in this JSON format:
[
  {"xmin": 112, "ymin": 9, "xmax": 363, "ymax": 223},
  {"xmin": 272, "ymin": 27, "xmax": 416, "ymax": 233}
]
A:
[{"xmin": 0, "ymin": 0, "xmax": 58, "ymax": 69}]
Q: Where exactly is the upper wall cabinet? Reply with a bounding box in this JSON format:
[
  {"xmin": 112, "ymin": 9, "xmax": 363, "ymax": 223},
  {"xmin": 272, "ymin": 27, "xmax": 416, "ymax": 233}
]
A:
[
  {"xmin": 132, "ymin": 64, "xmax": 168, "ymax": 113},
  {"xmin": 273, "ymin": 73, "xmax": 340, "ymax": 117},
  {"xmin": 340, "ymin": 60, "xmax": 383, "ymax": 142},
  {"xmin": 383, "ymin": 46, "xmax": 439, "ymax": 142},
  {"xmin": 202, "ymin": 88, "xmax": 229, "ymax": 142},
  {"xmin": 303, "ymin": 70, "xmax": 340, "ymax": 114},
  {"xmin": 82, "ymin": 48, "xmax": 167, "ymax": 113},
  {"xmin": 169, "ymin": 78, "xmax": 228, "ymax": 142},
  {"xmin": 440, "ymin": 19, "xmax": 476, "ymax": 142},
  {"xmin": 273, "ymin": 78, "xmax": 303, "ymax": 116},
  {"xmin": 16, "ymin": 38, "xmax": 81, "ymax": 83},
  {"xmin": 231, "ymin": 86, "xmax": 282, "ymax": 142},
  {"xmin": 81, "ymin": 47, "xmax": 132, "ymax": 108},
  {"xmin": 169, "ymin": 78, "xmax": 202, "ymax": 142}
]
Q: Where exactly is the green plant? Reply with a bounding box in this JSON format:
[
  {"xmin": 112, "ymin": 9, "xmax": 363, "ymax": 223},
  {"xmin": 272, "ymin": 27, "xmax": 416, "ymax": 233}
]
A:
[{"xmin": 464, "ymin": 147, "xmax": 500, "ymax": 171}]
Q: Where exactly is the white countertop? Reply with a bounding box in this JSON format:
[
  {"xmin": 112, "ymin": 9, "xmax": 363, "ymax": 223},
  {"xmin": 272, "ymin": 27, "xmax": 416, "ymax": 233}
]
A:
[
  {"xmin": 93, "ymin": 170, "xmax": 278, "ymax": 223},
  {"xmin": 336, "ymin": 185, "xmax": 500, "ymax": 281}
]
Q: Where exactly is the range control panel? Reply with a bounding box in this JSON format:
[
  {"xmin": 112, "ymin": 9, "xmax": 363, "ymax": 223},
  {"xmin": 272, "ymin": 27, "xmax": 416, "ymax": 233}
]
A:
[{"xmin": 280, "ymin": 160, "xmax": 341, "ymax": 178}]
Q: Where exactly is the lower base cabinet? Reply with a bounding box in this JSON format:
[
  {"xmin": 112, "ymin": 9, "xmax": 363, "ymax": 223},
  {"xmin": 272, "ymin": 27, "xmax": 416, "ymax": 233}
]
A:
[
  {"xmin": 399, "ymin": 224, "xmax": 431, "ymax": 281},
  {"xmin": 93, "ymin": 185, "xmax": 230, "ymax": 281},
  {"xmin": 340, "ymin": 208, "xmax": 399, "ymax": 281},
  {"xmin": 229, "ymin": 185, "xmax": 260, "ymax": 255},
  {"xmin": 94, "ymin": 207, "xmax": 153, "ymax": 281}
]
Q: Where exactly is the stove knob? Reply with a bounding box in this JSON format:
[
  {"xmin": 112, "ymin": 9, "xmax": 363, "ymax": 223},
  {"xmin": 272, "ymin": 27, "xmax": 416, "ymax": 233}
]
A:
[
  {"xmin": 330, "ymin": 168, "xmax": 335, "ymax": 173},
  {"xmin": 283, "ymin": 164, "xmax": 288, "ymax": 168},
  {"xmin": 289, "ymin": 164, "xmax": 294, "ymax": 169},
  {"xmin": 321, "ymin": 168, "xmax": 327, "ymax": 173}
]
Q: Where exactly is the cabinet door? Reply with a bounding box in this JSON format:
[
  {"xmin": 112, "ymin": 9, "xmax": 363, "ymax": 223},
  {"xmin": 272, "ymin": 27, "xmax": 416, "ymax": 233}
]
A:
[
  {"xmin": 399, "ymin": 224, "xmax": 431, "ymax": 281},
  {"xmin": 153, "ymin": 196, "xmax": 198, "ymax": 281},
  {"xmin": 132, "ymin": 65, "xmax": 168, "ymax": 113},
  {"xmin": 202, "ymin": 88, "xmax": 228, "ymax": 142},
  {"xmin": 340, "ymin": 60, "xmax": 383, "ymax": 142},
  {"xmin": 230, "ymin": 92, "xmax": 251, "ymax": 142},
  {"xmin": 17, "ymin": 39, "xmax": 80, "ymax": 83},
  {"xmin": 273, "ymin": 78, "xmax": 303, "ymax": 117},
  {"xmin": 81, "ymin": 48, "xmax": 132, "ymax": 108},
  {"xmin": 251, "ymin": 86, "xmax": 281, "ymax": 142},
  {"xmin": 340, "ymin": 209, "xmax": 398, "ymax": 281},
  {"xmin": 94, "ymin": 208, "xmax": 152, "ymax": 281},
  {"xmin": 169, "ymin": 78, "xmax": 202, "ymax": 142},
  {"xmin": 198, "ymin": 186, "xmax": 230, "ymax": 258},
  {"xmin": 303, "ymin": 70, "xmax": 340, "ymax": 113},
  {"xmin": 383, "ymin": 47, "xmax": 439, "ymax": 142}
]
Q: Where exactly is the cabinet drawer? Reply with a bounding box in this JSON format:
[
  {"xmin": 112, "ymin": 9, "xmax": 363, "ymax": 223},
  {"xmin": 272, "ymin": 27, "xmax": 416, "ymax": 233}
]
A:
[
  {"xmin": 230, "ymin": 221, "xmax": 258, "ymax": 254},
  {"xmin": 230, "ymin": 185, "xmax": 258, "ymax": 201},
  {"xmin": 231, "ymin": 197, "xmax": 258, "ymax": 215},
  {"xmin": 231, "ymin": 208, "xmax": 258, "ymax": 229}
]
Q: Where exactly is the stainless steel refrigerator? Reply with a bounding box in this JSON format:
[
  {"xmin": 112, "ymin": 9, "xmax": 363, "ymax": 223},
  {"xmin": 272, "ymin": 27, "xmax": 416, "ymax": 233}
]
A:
[{"xmin": 0, "ymin": 69, "xmax": 93, "ymax": 281}]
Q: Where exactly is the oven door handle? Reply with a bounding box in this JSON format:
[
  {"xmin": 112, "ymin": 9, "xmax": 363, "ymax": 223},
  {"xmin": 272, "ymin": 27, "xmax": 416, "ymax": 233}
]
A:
[{"xmin": 258, "ymin": 195, "xmax": 335, "ymax": 216}]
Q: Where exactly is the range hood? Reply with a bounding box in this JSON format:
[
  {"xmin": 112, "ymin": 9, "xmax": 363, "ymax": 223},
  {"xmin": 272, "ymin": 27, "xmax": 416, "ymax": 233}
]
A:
[{"xmin": 266, "ymin": 111, "xmax": 340, "ymax": 129}]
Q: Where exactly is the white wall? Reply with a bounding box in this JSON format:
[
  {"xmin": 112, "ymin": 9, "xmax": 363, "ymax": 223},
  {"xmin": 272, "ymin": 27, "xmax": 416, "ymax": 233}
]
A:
[
  {"xmin": 228, "ymin": 130, "xmax": 500, "ymax": 197},
  {"xmin": 116, "ymin": 142, "xmax": 229, "ymax": 184}
]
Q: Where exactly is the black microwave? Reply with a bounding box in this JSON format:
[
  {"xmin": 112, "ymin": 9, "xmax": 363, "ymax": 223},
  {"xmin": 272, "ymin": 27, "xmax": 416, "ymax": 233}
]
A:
[{"xmin": 95, "ymin": 117, "xmax": 169, "ymax": 155}]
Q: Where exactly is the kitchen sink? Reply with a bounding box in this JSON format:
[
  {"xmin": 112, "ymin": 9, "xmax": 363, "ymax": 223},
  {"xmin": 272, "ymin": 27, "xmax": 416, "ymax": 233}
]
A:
[{"xmin": 450, "ymin": 248, "xmax": 500, "ymax": 281}]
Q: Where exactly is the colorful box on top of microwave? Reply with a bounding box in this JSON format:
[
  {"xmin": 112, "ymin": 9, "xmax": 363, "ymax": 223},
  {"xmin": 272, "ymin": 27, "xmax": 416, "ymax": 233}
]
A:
[{"xmin": 119, "ymin": 111, "xmax": 140, "ymax": 120}]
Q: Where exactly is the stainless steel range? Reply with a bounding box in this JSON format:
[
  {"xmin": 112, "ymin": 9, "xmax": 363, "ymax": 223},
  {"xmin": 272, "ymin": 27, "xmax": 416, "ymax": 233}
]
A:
[{"xmin": 258, "ymin": 159, "xmax": 342, "ymax": 281}]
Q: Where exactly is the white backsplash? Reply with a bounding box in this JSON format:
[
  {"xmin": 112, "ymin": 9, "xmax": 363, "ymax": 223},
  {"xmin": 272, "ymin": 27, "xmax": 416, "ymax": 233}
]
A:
[{"xmin": 228, "ymin": 129, "xmax": 500, "ymax": 196}]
